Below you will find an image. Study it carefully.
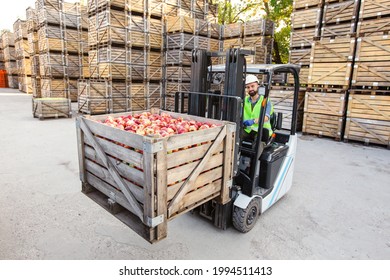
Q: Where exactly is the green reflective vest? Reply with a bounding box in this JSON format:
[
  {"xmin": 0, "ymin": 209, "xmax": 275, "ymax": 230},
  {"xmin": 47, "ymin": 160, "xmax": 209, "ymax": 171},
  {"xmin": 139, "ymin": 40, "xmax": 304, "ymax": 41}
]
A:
[{"xmin": 243, "ymin": 95, "xmax": 273, "ymax": 136}]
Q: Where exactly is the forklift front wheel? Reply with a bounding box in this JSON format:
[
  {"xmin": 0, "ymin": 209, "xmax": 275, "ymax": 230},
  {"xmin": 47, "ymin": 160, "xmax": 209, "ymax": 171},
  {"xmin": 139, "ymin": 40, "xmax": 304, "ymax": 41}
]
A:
[{"xmin": 232, "ymin": 198, "xmax": 261, "ymax": 233}]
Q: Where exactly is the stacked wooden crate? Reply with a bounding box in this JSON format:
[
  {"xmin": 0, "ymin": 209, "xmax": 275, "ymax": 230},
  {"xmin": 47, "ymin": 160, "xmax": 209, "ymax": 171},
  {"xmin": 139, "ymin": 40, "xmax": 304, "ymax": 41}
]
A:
[
  {"xmin": 345, "ymin": 0, "xmax": 390, "ymax": 147},
  {"xmin": 14, "ymin": 19, "xmax": 32, "ymax": 94},
  {"xmin": 163, "ymin": 1, "xmax": 217, "ymax": 111},
  {"xmin": 36, "ymin": 0, "xmax": 67, "ymax": 99},
  {"xmin": 127, "ymin": 0, "xmax": 164, "ymax": 111},
  {"xmin": 27, "ymin": 7, "xmax": 42, "ymax": 98},
  {"xmin": 1, "ymin": 31, "xmax": 18, "ymax": 88}
]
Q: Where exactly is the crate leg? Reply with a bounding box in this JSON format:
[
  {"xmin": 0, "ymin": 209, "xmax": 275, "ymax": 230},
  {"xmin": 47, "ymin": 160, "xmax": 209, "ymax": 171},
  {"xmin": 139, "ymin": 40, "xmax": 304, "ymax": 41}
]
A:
[
  {"xmin": 108, "ymin": 198, "xmax": 123, "ymax": 214},
  {"xmin": 82, "ymin": 182, "xmax": 95, "ymax": 194}
]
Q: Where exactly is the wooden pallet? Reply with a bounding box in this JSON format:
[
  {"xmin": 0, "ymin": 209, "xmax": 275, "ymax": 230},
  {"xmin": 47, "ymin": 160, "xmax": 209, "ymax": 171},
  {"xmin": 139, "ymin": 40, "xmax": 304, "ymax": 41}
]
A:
[
  {"xmin": 291, "ymin": 7, "xmax": 321, "ymax": 29},
  {"xmin": 290, "ymin": 28, "xmax": 318, "ymax": 48},
  {"xmin": 359, "ymin": 0, "xmax": 390, "ymax": 20},
  {"xmin": 303, "ymin": 112, "xmax": 343, "ymax": 139},
  {"xmin": 304, "ymin": 91, "xmax": 346, "ymax": 117},
  {"xmin": 76, "ymin": 110, "xmax": 235, "ymax": 242},
  {"xmin": 344, "ymin": 118, "xmax": 390, "ymax": 147},
  {"xmin": 347, "ymin": 94, "xmax": 390, "ymax": 121},
  {"xmin": 32, "ymin": 97, "xmax": 71, "ymax": 120}
]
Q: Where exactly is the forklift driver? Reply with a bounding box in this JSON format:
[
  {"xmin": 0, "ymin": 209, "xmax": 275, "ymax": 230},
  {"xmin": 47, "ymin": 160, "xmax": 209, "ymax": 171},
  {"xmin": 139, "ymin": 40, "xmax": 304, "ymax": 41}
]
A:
[{"xmin": 242, "ymin": 74, "xmax": 274, "ymax": 142}]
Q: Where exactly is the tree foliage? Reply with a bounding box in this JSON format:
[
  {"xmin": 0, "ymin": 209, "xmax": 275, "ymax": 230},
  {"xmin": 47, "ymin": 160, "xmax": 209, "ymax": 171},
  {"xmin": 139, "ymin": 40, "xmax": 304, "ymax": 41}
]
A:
[{"xmin": 211, "ymin": 0, "xmax": 293, "ymax": 64}]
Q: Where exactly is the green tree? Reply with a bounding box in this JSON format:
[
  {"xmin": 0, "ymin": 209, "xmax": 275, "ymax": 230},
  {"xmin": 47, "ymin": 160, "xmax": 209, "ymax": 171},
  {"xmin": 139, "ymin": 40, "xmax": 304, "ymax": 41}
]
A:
[{"xmin": 211, "ymin": 0, "xmax": 292, "ymax": 64}]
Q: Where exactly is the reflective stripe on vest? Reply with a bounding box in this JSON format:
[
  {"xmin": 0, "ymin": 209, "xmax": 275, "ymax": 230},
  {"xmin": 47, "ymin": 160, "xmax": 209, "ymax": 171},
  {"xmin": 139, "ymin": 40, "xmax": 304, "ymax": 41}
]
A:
[{"xmin": 243, "ymin": 96, "xmax": 273, "ymax": 135}]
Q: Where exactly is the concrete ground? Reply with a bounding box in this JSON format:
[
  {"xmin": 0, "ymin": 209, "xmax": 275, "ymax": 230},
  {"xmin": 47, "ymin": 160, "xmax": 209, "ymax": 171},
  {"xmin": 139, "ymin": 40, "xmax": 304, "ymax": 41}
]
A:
[{"xmin": 0, "ymin": 89, "xmax": 389, "ymax": 260}]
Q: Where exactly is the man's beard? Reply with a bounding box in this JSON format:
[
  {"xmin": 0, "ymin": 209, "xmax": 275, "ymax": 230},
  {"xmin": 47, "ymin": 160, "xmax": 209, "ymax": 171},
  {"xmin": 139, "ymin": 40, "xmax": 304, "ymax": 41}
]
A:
[{"xmin": 248, "ymin": 90, "xmax": 257, "ymax": 97}]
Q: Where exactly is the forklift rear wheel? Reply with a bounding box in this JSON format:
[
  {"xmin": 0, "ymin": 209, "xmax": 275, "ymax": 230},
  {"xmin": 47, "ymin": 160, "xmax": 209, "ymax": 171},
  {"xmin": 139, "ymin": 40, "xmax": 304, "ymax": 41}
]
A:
[{"xmin": 232, "ymin": 198, "xmax": 261, "ymax": 233}]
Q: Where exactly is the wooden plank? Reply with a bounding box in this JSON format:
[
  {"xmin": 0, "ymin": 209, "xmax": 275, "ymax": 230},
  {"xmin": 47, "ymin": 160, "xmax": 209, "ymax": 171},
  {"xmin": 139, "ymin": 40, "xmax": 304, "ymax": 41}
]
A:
[
  {"xmin": 155, "ymin": 139, "xmax": 168, "ymax": 240},
  {"xmin": 304, "ymin": 91, "xmax": 346, "ymax": 116},
  {"xmin": 347, "ymin": 94, "xmax": 390, "ymax": 121},
  {"xmin": 345, "ymin": 118, "xmax": 390, "ymax": 146},
  {"xmin": 303, "ymin": 112, "xmax": 343, "ymax": 139},
  {"xmin": 219, "ymin": 125, "xmax": 234, "ymax": 204}
]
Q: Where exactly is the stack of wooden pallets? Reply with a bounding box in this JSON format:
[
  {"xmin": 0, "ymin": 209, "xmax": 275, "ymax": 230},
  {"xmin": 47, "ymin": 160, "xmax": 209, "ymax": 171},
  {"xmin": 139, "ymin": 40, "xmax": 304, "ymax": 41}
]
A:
[
  {"xmin": 0, "ymin": 38, "xmax": 5, "ymax": 71},
  {"xmin": 14, "ymin": 19, "xmax": 32, "ymax": 94},
  {"xmin": 1, "ymin": 31, "xmax": 18, "ymax": 88}
]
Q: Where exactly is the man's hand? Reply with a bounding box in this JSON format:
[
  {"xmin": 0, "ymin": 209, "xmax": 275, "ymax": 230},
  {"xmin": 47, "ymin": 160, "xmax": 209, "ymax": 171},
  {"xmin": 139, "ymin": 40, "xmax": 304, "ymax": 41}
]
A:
[
  {"xmin": 243, "ymin": 119, "xmax": 255, "ymax": 127},
  {"xmin": 264, "ymin": 116, "xmax": 269, "ymax": 122}
]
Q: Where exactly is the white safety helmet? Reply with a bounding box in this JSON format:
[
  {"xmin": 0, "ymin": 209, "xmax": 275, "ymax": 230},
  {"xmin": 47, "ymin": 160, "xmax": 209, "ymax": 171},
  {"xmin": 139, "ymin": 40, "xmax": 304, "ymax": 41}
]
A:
[{"xmin": 245, "ymin": 74, "xmax": 259, "ymax": 85}]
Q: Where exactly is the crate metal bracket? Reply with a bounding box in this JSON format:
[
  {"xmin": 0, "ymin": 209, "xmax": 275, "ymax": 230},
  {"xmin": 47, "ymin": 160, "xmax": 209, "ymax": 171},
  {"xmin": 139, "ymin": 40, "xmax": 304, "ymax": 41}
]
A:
[
  {"xmin": 143, "ymin": 141, "xmax": 163, "ymax": 153},
  {"xmin": 145, "ymin": 214, "xmax": 164, "ymax": 227}
]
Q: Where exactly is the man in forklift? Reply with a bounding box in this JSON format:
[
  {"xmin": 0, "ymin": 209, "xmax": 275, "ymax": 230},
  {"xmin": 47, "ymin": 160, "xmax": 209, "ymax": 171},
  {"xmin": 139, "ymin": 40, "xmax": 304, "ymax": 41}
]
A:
[{"xmin": 242, "ymin": 74, "xmax": 274, "ymax": 142}]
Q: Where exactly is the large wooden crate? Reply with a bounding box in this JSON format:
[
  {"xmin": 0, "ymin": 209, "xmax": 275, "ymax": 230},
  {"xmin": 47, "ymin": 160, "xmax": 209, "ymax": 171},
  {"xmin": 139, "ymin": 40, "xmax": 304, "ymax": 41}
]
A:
[
  {"xmin": 290, "ymin": 28, "xmax": 318, "ymax": 48},
  {"xmin": 166, "ymin": 33, "xmax": 196, "ymax": 50},
  {"xmin": 322, "ymin": 0, "xmax": 359, "ymax": 26},
  {"xmin": 357, "ymin": 17, "xmax": 390, "ymax": 36},
  {"xmin": 39, "ymin": 52, "xmax": 65, "ymax": 77},
  {"xmin": 359, "ymin": 0, "xmax": 390, "ymax": 20},
  {"xmin": 304, "ymin": 91, "xmax": 346, "ymax": 117},
  {"xmin": 291, "ymin": 7, "xmax": 321, "ymax": 29},
  {"xmin": 243, "ymin": 19, "xmax": 274, "ymax": 37},
  {"xmin": 36, "ymin": 0, "xmax": 61, "ymax": 26},
  {"xmin": 38, "ymin": 25, "xmax": 64, "ymax": 53},
  {"xmin": 166, "ymin": 16, "xmax": 195, "ymax": 34},
  {"xmin": 40, "ymin": 78, "xmax": 67, "ymax": 98},
  {"xmin": 352, "ymin": 35, "xmax": 390, "ymax": 87},
  {"xmin": 32, "ymin": 97, "xmax": 71, "ymax": 120},
  {"xmin": 308, "ymin": 62, "xmax": 352, "ymax": 86},
  {"xmin": 345, "ymin": 118, "xmax": 390, "ymax": 147},
  {"xmin": 76, "ymin": 109, "xmax": 235, "ymax": 242},
  {"xmin": 303, "ymin": 112, "xmax": 343, "ymax": 139},
  {"xmin": 222, "ymin": 22, "xmax": 242, "ymax": 38},
  {"xmin": 347, "ymin": 94, "xmax": 390, "ymax": 121}
]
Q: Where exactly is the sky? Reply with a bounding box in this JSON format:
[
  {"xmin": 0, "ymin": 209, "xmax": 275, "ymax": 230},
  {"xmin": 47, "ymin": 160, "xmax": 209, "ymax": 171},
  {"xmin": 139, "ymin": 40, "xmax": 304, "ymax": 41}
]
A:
[{"xmin": 0, "ymin": 0, "xmax": 79, "ymax": 31}]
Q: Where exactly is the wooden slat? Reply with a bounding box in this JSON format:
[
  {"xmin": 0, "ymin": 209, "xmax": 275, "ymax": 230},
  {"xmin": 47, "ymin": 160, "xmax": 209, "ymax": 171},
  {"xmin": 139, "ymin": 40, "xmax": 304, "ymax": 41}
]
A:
[
  {"xmin": 347, "ymin": 94, "xmax": 390, "ymax": 121},
  {"xmin": 345, "ymin": 118, "xmax": 390, "ymax": 146},
  {"xmin": 155, "ymin": 139, "xmax": 168, "ymax": 240}
]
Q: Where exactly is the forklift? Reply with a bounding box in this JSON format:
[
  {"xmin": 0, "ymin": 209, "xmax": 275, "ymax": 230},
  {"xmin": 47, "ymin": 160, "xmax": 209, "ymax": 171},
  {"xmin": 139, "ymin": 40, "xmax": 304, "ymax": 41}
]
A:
[{"xmin": 170, "ymin": 48, "xmax": 301, "ymax": 232}]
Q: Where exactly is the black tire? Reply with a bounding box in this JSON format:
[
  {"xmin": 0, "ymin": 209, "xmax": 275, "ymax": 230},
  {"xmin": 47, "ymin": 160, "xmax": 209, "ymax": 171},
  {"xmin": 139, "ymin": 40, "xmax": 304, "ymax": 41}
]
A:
[{"xmin": 232, "ymin": 198, "xmax": 261, "ymax": 233}]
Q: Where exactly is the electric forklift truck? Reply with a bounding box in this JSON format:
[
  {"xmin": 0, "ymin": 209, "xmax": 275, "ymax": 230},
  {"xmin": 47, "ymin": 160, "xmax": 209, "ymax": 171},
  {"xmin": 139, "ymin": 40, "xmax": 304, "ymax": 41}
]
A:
[{"xmin": 170, "ymin": 48, "xmax": 301, "ymax": 232}]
